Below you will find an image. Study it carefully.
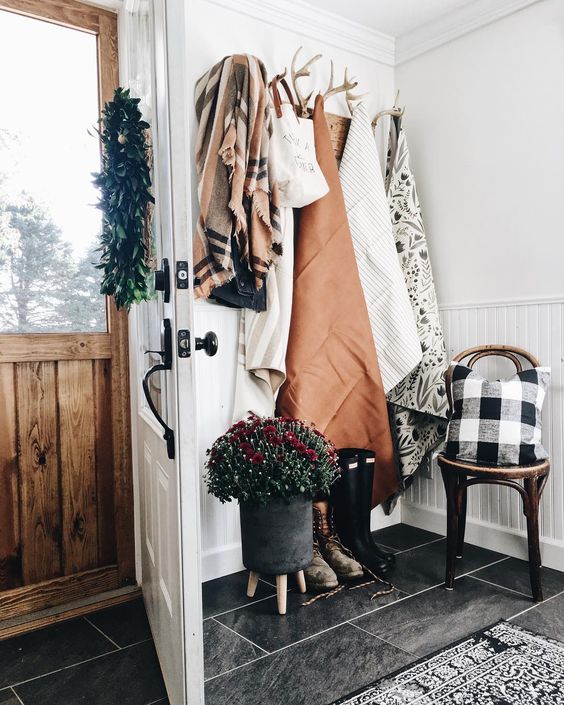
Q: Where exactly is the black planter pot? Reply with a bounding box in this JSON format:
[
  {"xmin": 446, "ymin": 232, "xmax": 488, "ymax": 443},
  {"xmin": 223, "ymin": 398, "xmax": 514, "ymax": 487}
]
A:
[{"xmin": 239, "ymin": 495, "xmax": 313, "ymax": 575}]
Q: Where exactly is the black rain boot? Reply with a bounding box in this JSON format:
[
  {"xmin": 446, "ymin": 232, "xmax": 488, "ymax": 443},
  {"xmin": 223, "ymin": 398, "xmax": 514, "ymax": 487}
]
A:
[
  {"xmin": 331, "ymin": 449, "xmax": 390, "ymax": 577},
  {"xmin": 358, "ymin": 451, "xmax": 395, "ymax": 566}
]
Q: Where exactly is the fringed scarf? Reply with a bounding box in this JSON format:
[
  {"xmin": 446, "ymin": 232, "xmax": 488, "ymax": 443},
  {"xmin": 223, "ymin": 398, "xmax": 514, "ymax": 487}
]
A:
[{"xmin": 193, "ymin": 54, "xmax": 279, "ymax": 299}]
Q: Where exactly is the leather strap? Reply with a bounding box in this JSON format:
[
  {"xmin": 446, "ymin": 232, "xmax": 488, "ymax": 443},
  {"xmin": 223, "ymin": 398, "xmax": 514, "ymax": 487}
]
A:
[{"xmin": 270, "ymin": 74, "xmax": 298, "ymax": 119}]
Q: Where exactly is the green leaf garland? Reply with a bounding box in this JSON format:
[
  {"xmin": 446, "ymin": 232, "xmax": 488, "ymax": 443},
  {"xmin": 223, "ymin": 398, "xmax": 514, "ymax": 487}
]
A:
[{"xmin": 93, "ymin": 87, "xmax": 154, "ymax": 311}]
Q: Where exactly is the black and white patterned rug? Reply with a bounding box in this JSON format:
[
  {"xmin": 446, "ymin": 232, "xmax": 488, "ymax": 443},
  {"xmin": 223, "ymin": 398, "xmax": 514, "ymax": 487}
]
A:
[{"xmin": 332, "ymin": 621, "xmax": 564, "ymax": 704}]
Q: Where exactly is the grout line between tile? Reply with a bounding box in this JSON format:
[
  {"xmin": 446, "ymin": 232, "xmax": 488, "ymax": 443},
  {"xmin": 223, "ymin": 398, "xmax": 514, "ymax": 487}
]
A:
[
  {"xmin": 208, "ymin": 589, "xmax": 293, "ymax": 620},
  {"xmin": 211, "ymin": 618, "xmax": 269, "ymax": 655},
  {"xmin": 466, "ymin": 574, "xmax": 532, "ymax": 599},
  {"xmin": 84, "ymin": 616, "xmax": 121, "ymax": 650},
  {"xmin": 204, "ymin": 652, "xmax": 271, "ymax": 682},
  {"xmin": 347, "ymin": 621, "xmax": 417, "ymax": 657},
  {"xmin": 459, "ymin": 556, "xmax": 510, "ymax": 578},
  {"xmin": 9, "ymin": 638, "xmax": 153, "ymax": 689},
  {"xmin": 258, "ymin": 577, "xmax": 277, "ymax": 588},
  {"xmin": 10, "ymin": 688, "xmax": 25, "ymax": 705},
  {"xmin": 391, "ymin": 537, "xmax": 446, "ymax": 555},
  {"xmin": 509, "ymin": 585, "xmax": 564, "ymax": 621}
]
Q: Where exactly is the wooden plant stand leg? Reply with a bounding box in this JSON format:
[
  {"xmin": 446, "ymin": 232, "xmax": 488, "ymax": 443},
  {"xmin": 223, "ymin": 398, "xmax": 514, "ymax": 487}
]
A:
[
  {"xmin": 524, "ymin": 477, "xmax": 544, "ymax": 603},
  {"xmin": 441, "ymin": 466, "xmax": 459, "ymax": 590},
  {"xmin": 276, "ymin": 574, "xmax": 287, "ymax": 615},
  {"xmin": 295, "ymin": 570, "xmax": 306, "ymax": 594},
  {"xmin": 247, "ymin": 571, "xmax": 260, "ymax": 598}
]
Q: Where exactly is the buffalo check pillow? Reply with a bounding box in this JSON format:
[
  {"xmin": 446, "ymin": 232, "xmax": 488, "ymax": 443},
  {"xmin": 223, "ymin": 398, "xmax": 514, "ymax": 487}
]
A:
[{"xmin": 445, "ymin": 362, "xmax": 551, "ymax": 466}]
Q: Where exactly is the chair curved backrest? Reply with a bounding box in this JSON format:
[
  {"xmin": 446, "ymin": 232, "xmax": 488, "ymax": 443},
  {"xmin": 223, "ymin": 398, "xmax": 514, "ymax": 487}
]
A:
[{"xmin": 445, "ymin": 344, "xmax": 541, "ymax": 412}]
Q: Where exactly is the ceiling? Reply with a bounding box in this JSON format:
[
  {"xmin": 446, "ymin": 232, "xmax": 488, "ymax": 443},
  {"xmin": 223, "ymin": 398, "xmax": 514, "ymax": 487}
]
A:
[{"xmin": 300, "ymin": 0, "xmax": 476, "ymax": 37}]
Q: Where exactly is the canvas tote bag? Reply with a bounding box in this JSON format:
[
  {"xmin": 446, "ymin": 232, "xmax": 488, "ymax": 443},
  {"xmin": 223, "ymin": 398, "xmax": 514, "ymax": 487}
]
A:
[{"xmin": 269, "ymin": 76, "xmax": 329, "ymax": 208}]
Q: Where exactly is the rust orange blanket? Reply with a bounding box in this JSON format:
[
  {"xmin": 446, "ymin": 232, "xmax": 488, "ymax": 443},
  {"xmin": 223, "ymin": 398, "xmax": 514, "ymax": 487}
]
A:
[{"xmin": 276, "ymin": 95, "xmax": 398, "ymax": 507}]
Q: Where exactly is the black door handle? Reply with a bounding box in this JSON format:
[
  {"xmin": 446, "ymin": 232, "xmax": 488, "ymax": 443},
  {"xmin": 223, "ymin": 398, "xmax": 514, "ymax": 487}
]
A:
[
  {"xmin": 142, "ymin": 318, "xmax": 175, "ymax": 459},
  {"xmin": 195, "ymin": 331, "xmax": 218, "ymax": 357}
]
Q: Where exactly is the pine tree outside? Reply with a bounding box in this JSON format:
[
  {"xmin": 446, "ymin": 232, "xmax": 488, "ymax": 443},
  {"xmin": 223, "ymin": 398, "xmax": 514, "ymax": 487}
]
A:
[{"xmin": 0, "ymin": 11, "xmax": 106, "ymax": 334}]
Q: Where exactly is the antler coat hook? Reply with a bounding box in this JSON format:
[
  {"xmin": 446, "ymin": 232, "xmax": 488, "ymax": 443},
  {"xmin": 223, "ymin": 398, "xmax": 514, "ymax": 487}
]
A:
[{"xmin": 291, "ymin": 47, "xmax": 365, "ymax": 117}]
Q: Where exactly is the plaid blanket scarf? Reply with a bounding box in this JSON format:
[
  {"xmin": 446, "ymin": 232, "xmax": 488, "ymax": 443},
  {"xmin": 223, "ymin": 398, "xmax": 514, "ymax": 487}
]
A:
[{"xmin": 193, "ymin": 54, "xmax": 280, "ymax": 299}]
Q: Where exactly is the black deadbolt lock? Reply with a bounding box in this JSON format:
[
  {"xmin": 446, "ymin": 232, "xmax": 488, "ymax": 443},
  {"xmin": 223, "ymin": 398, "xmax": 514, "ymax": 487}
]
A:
[{"xmin": 153, "ymin": 258, "xmax": 170, "ymax": 302}]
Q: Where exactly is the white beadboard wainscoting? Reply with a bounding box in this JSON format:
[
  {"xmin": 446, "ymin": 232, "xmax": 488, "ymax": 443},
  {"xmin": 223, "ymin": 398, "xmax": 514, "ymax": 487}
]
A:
[
  {"xmin": 194, "ymin": 303, "xmax": 400, "ymax": 581},
  {"xmin": 403, "ymin": 297, "xmax": 564, "ymax": 570}
]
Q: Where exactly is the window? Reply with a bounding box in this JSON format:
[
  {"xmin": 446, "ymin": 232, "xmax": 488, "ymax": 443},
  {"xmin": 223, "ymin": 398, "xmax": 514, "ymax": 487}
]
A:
[{"xmin": 0, "ymin": 9, "xmax": 106, "ymax": 333}]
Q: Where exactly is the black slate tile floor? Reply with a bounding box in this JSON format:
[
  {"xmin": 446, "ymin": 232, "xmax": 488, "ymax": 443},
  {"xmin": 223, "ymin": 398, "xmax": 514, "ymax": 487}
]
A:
[
  {"xmin": 0, "ymin": 689, "xmax": 21, "ymax": 705},
  {"xmin": 352, "ymin": 575, "xmax": 532, "ymax": 657},
  {"xmin": 215, "ymin": 580, "xmax": 405, "ymax": 652},
  {"xmin": 389, "ymin": 539, "xmax": 506, "ymax": 594},
  {"xmin": 205, "ymin": 623, "xmax": 415, "ymax": 705},
  {"xmin": 202, "ymin": 570, "xmax": 276, "ymax": 619},
  {"xmin": 512, "ymin": 590, "xmax": 564, "ymax": 642},
  {"xmin": 371, "ymin": 524, "xmax": 444, "ymax": 552},
  {"xmin": 203, "ymin": 618, "xmax": 266, "ymax": 680},
  {"xmin": 3, "ymin": 524, "xmax": 564, "ymax": 705},
  {"xmin": 472, "ymin": 556, "xmax": 564, "ymax": 599},
  {"xmin": 0, "ymin": 618, "xmax": 117, "ymax": 689},
  {"xmin": 87, "ymin": 597, "xmax": 152, "ymax": 647}
]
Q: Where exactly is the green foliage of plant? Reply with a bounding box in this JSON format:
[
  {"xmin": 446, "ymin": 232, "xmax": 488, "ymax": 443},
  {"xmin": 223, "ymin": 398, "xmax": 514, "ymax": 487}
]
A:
[
  {"xmin": 93, "ymin": 87, "xmax": 154, "ymax": 311},
  {"xmin": 205, "ymin": 415, "xmax": 341, "ymax": 507}
]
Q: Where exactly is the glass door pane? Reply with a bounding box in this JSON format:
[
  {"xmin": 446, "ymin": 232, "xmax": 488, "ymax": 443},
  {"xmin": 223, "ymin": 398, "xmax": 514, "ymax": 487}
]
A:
[{"xmin": 0, "ymin": 10, "xmax": 106, "ymax": 333}]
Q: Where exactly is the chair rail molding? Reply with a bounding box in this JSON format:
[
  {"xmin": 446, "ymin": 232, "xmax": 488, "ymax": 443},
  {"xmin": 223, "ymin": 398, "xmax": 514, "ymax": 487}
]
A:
[
  {"xmin": 203, "ymin": 0, "xmax": 396, "ymax": 66},
  {"xmin": 396, "ymin": 0, "xmax": 542, "ymax": 65}
]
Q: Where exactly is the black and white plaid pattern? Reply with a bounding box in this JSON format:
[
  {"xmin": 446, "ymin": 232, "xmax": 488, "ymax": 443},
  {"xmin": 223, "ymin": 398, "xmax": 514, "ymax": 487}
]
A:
[{"xmin": 445, "ymin": 362, "xmax": 550, "ymax": 466}]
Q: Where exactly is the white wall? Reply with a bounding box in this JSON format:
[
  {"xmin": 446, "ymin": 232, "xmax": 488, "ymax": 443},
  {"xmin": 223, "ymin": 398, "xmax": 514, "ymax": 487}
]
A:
[
  {"xmin": 191, "ymin": 0, "xmax": 564, "ymax": 580},
  {"xmin": 396, "ymin": 1, "xmax": 564, "ymax": 568},
  {"xmin": 186, "ymin": 0, "xmax": 400, "ymax": 581},
  {"xmin": 396, "ymin": 0, "xmax": 564, "ymax": 307}
]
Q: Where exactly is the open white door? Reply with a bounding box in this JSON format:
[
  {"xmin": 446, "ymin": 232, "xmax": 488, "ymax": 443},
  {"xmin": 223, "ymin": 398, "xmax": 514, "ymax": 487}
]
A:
[{"xmin": 123, "ymin": 2, "xmax": 205, "ymax": 704}]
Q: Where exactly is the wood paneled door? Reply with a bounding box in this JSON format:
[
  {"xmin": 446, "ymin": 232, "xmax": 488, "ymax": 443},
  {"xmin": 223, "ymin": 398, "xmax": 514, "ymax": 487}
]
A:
[{"xmin": 0, "ymin": 0, "xmax": 134, "ymax": 621}]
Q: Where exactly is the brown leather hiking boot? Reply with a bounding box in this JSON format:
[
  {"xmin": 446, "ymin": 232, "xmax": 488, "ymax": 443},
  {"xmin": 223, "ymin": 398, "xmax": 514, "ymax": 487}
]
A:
[
  {"xmin": 313, "ymin": 500, "xmax": 363, "ymax": 582},
  {"xmin": 303, "ymin": 541, "xmax": 339, "ymax": 593}
]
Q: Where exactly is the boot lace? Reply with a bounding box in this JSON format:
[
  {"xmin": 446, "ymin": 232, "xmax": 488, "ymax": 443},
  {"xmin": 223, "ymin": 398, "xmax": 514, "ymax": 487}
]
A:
[{"xmin": 302, "ymin": 505, "xmax": 394, "ymax": 606}]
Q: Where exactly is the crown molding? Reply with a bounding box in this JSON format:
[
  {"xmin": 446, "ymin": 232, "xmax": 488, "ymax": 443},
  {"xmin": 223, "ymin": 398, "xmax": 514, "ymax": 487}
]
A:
[
  {"xmin": 395, "ymin": 0, "xmax": 541, "ymax": 65},
  {"xmin": 204, "ymin": 0, "xmax": 396, "ymax": 66}
]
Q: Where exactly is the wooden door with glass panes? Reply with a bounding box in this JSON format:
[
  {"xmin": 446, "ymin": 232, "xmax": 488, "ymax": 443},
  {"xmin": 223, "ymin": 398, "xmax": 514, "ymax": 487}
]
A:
[{"xmin": 0, "ymin": 0, "xmax": 134, "ymax": 621}]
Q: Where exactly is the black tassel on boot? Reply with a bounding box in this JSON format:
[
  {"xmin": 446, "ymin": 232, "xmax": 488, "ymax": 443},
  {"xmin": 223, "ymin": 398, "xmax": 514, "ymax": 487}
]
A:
[{"xmin": 331, "ymin": 449, "xmax": 393, "ymax": 577}]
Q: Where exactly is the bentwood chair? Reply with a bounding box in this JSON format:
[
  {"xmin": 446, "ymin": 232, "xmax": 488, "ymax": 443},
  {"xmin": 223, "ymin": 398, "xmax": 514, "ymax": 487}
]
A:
[{"xmin": 438, "ymin": 345, "xmax": 550, "ymax": 602}]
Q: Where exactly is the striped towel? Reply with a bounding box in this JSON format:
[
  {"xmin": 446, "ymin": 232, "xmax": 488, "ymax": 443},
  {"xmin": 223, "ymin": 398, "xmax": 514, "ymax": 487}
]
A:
[
  {"xmin": 339, "ymin": 103, "xmax": 421, "ymax": 393},
  {"xmin": 232, "ymin": 207, "xmax": 294, "ymax": 420}
]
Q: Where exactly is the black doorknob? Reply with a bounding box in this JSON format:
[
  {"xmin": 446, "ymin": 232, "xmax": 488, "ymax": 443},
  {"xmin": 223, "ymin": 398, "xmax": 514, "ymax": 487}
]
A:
[
  {"xmin": 195, "ymin": 331, "xmax": 218, "ymax": 357},
  {"xmin": 153, "ymin": 258, "xmax": 170, "ymax": 302}
]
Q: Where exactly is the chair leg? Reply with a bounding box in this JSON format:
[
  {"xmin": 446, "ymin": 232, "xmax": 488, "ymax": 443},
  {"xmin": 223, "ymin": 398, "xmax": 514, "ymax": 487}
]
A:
[
  {"xmin": 456, "ymin": 473, "xmax": 467, "ymax": 559},
  {"xmin": 524, "ymin": 477, "xmax": 544, "ymax": 602},
  {"xmin": 247, "ymin": 571, "xmax": 260, "ymax": 598},
  {"xmin": 441, "ymin": 467, "xmax": 459, "ymax": 590}
]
